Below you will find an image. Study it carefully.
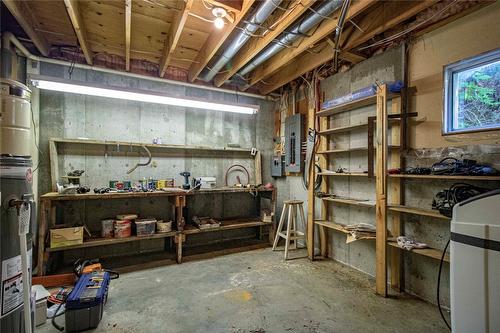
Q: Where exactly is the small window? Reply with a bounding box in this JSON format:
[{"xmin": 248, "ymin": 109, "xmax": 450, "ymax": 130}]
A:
[{"xmin": 443, "ymin": 48, "xmax": 500, "ymax": 134}]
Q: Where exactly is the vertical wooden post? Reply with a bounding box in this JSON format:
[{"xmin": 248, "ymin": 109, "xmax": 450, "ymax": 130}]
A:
[
  {"xmin": 390, "ymin": 97, "xmax": 403, "ymax": 291},
  {"xmin": 306, "ymin": 107, "xmax": 316, "ymax": 260},
  {"xmin": 255, "ymin": 150, "xmax": 262, "ymax": 185},
  {"xmin": 49, "ymin": 139, "xmax": 59, "ymax": 192},
  {"xmin": 375, "ymin": 84, "xmax": 388, "ymax": 296},
  {"xmin": 318, "ymin": 114, "xmax": 329, "ymax": 258},
  {"xmin": 37, "ymin": 199, "xmax": 48, "ymax": 276}
]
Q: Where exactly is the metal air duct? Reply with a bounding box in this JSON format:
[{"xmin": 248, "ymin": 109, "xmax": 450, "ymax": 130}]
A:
[
  {"xmin": 199, "ymin": 0, "xmax": 283, "ymax": 82},
  {"xmin": 238, "ymin": 0, "xmax": 343, "ymax": 78}
]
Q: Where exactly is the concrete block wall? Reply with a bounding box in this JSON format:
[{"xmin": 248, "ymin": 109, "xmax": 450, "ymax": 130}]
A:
[{"xmin": 36, "ymin": 62, "xmax": 278, "ymax": 264}]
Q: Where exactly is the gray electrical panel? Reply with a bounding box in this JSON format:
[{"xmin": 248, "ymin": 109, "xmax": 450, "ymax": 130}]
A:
[
  {"xmin": 284, "ymin": 114, "xmax": 302, "ymax": 173},
  {"xmin": 271, "ymin": 155, "xmax": 285, "ymax": 177}
]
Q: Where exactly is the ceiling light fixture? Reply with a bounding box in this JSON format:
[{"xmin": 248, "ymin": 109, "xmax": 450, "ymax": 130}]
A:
[
  {"xmin": 30, "ymin": 76, "xmax": 258, "ymax": 115},
  {"xmin": 212, "ymin": 7, "xmax": 227, "ymax": 29}
]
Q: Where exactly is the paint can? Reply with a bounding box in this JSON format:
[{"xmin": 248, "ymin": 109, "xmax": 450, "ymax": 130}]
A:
[
  {"xmin": 116, "ymin": 214, "xmax": 138, "ymax": 220},
  {"xmin": 114, "ymin": 220, "xmax": 132, "ymax": 238},
  {"xmin": 101, "ymin": 219, "xmax": 115, "ymax": 238},
  {"xmin": 156, "ymin": 220, "xmax": 172, "ymax": 233}
]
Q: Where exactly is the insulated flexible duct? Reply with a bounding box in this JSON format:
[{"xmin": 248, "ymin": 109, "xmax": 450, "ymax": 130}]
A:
[
  {"xmin": 238, "ymin": 0, "xmax": 343, "ymax": 78},
  {"xmin": 199, "ymin": 0, "xmax": 283, "ymax": 82}
]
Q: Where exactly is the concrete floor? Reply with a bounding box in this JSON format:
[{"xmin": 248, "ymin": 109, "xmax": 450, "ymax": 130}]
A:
[{"xmin": 39, "ymin": 248, "xmax": 448, "ymax": 333}]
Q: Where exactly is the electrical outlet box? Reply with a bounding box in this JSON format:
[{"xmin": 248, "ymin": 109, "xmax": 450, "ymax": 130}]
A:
[
  {"xmin": 271, "ymin": 155, "xmax": 285, "ymax": 177},
  {"xmin": 284, "ymin": 114, "xmax": 303, "ymax": 173}
]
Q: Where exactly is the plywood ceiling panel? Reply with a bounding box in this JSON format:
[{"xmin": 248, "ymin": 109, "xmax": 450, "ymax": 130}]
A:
[{"xmin": 27, "ymin": 0, "xmax": 77, "ymax": 46}]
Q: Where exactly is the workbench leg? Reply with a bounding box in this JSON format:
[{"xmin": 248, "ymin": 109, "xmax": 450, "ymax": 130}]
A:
[
  {"xmin": 37, "ymin": 200, "xmax": 48, "ymax": 276},
  {"xmin": 175, "ymin": 234, "xmax": 185, "ymax": 264},
  {"xmin": 175, "ymin": 195, "xmax": 186, "ymax": 231}
]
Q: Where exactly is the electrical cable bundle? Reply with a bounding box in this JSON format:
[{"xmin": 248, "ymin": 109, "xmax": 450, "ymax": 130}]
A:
[{"xmin": 432, "ymin": 183, "xmax": 489, "ymax": 217}]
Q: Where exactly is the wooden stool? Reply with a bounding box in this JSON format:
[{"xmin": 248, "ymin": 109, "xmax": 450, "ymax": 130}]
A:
[{"xmin": 272, "ymin": 199, "xmax": 306, "ymax": 259}]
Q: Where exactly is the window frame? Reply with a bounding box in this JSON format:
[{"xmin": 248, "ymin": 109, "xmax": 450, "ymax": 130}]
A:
[{"xmin": 443, "ymin": 48, "xmax": 500, "ymax": 135}]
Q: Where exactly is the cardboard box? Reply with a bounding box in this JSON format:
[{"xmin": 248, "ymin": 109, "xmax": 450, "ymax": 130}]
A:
[
  {"xmin": 261, "ymin": 210, "xmax": 274, "ymax": 223},
  {"xmin": 50, "ymin": 227, "xmax": 83, "ymax": 248}
]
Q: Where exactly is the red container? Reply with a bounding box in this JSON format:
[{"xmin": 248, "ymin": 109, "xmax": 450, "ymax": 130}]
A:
[{"xmin": 114, "ymin": 220, "xmax": 132, "ymax": 238}]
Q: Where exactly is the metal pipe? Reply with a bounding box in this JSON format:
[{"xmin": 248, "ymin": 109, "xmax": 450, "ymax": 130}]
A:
[
  {"xmin": 238, "ymin": 0, "xmax": 343, "ymax": 78},
  {"xmin": 199, "ymin": 0, "xmax": 283, "ymax": 82},
  {"xmin": 332, "ymin": 0, "xmax": 351, "ymax": 71}
]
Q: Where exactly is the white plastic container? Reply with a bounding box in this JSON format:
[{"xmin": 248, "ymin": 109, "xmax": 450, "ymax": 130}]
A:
[
  {"xmin": 450, "ymin": 189, "xmax": 500, "ymax": 333},
  {"xmin": 156, "ymin": 220, "xmax": 172, "ymax": 233},
  {"xmin": 0, "ymin": 79, "xmax": 32, "ymax": 156}
]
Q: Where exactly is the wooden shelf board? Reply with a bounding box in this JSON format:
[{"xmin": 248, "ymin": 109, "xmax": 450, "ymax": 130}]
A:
[
  {"xmin": 388, "ymin": 205, "xmax": 450, "ymax": 220},
  {"xmin": 319, "ymin": 123, "xmax": 368, "ymax": 135},
  {"xmin": 47, "ymin": 231, "xmax": 177, "ymax": 252},
  {"xmin": 389, "ymin": 174, "xmax": 500, "ymax": 181},
  {"xmin": 388, "ymin": 241, "xmax": 449, "ymax": 262},
  {"xmin": 183, "ymin": 218, "xmax": 270, "ymax": 235},
  {"xmin": 52, "ymin": 137, "xmax": 253, "ymax": 154},
  {"xmin": 323, "ymin": 197, "xmax": 375, "ymax": 207},
  {"xmin": 317, "ymin": 145, "xmax": 399, "ymax": 154},
  {"xmin": 317, "ymin": 172, "xmax": 368, "ymax": 177},
  {"xmin": 316, "ymin": 93, "xmax": 398, "ymax": 117},
  {"xmin": 41, "ymin": 188, "xmax": 273, "ymax": 201},
  {"xmin": 314, "ymin": 220, "xmax": 348, "ymax": 233},
  {"xmin": 318, "ymin": 119, "xmax": 424, "ymax": 135}
]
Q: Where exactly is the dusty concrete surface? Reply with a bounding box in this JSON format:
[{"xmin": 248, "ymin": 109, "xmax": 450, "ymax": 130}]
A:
[{"xmin": 39, "ymin": 248, "xmax": 448, "ymax": 333}]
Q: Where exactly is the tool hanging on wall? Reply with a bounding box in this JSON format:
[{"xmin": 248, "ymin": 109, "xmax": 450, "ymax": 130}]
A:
[
  {"xmin": 225, "ymin": 164, "xmax": 250, "ymax": 186},
  {"xmin": 126, "ymin": 145, "xmax": 152, "ymax": 174}
]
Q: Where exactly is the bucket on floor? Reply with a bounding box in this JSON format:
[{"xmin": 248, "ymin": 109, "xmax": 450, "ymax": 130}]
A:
[
  {"xmin": 156, "ymin": 220, "xmax": 172, "ymax": 233},
  {"xmin": 135, "ymin": 218, "xmax": 156, "ymax": 236},
  {"xmin": 114, "ymin": 220, "xmax": 132, "ymax": 238},
  {"xmin": 101, "ymin": 219, "xmax": 115, "ymax": 238}
]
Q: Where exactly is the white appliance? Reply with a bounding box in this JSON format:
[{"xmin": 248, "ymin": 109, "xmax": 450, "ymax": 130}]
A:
[{"xmin": 450, "ymin": 189, "xmax": 500, "ymax": 333}]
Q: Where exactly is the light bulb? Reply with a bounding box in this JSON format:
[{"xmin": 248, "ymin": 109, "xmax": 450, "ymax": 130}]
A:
[{"xmin": 214, "ymin": 17, "xmax": 224, "ymax": 29}]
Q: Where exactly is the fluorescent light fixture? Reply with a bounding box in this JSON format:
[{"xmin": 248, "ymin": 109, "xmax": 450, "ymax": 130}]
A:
[{"xmin": 30, "ymin": 77, "xmax": 258, "ymax": 115}]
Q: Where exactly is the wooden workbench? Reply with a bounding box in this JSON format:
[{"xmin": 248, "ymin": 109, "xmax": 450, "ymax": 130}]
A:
[{"xmin": 38, "ymin": 187, "xmax": 276, "ymax": 275}]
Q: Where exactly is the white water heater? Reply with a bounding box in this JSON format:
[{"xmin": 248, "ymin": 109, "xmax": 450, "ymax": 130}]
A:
[
  {"xmin": 450, "ymin": 189, "xmax": 500, "ymax": 333},
  {"xmin": 0, "ymin": 79, "xmax": 32, "ymax": 157}
]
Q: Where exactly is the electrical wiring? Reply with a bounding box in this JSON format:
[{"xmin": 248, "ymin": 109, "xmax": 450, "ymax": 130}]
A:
[
  {"xmin": 437, "ymin": 239, "xmax": 451, "ymax": 331},
  {"xmin": 357, "ymin": 0, "xmax": 459, "ymax": 51}
]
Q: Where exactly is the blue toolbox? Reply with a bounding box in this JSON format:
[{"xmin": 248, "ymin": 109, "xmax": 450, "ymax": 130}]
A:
[{"xmin": 65, "ymin": 271, "xmax": 110, "ymax": 332}]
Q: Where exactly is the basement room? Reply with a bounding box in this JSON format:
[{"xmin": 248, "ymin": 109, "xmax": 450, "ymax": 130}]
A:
[{"xmin": 1, "ymin": 0, "xmax": 499, "ymax": 332}]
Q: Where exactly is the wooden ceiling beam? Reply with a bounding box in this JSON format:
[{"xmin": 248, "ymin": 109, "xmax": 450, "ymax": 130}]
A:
[
  {"xmin": 159, "ymin": 0, "xmax": 194, "ymax": 77},
  {"xmin": 213, "ymin": 0, "xmax": 317, "ymax": 87},
  {"xmin": 63, "ymin": 0, "xmax": 93, "ymax": 65},
  {"xmin": 204, "ymin": 0, "xmax": 243, "ymax": 13},
  {"xmin": 125, "ymin": 0, "xmax": 132, "ymax": 71},
  {"xmin": 187, "ymin": 0, "xmax": 255, "ymax": 83},
  {"xmin": 244, "ymin": 0, "xmax": 377, "ymax": 89},
  {"xmin": 3, "ymin": 0, "xmax": 51, "ymax": 56},
  {"xmin": 258, "ymin": 0, "xmax": 440, "ymax": 95}
]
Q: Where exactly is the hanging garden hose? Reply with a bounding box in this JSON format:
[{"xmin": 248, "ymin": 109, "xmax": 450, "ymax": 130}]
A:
[{"xmin": 127, "ymin": 145, "xmax": 152, "ymax": 174}]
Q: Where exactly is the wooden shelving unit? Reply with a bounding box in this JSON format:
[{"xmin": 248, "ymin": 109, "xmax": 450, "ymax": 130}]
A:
[
  {"xmin": 39, "ymin": 136, "xmax": 275, "ymax": 276},
  {"xmin": 39, "ymin": 187, "xmax": 276, "ymax": 275},
  {"xmin": 308, "ymin": 84, "xmax": 400, "ymax": 271}
]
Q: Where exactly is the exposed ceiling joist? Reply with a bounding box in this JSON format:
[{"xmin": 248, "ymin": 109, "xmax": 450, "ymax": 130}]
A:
[
  {"xmin": 204, "ymin": 0, "xmax": 243, "ymax": 13},
  {"xmin": 63, "ymin": 0, "xmax": 93, "ymax": 65},
  {"xmin": 213, "ymin": 0, "xmax": 317, "ymax": 87},
  {"xmin": 159, "ymin": 0, "xmax": 194, "ymax": 77},
  {"xmin": 125, "ymin": 0, "xmax": 132, "ymax": 71},
  {"xmin": 326, "ymin": 38, "xmax": 366, "ymax": 64},
  {"xmin": 3, "ymin": 0, "xmax": 51, "ymax": 56},
  {"xmin": 187, "ymin": 0, "xmax": 255, "ymax": 83},
  {"xmin": 243, "ymin": 0, "xmax": 377, "ymax": 90},
  {"xmin": 258, "ymin": 0, "xmax": 440, "ymax": 95}
]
